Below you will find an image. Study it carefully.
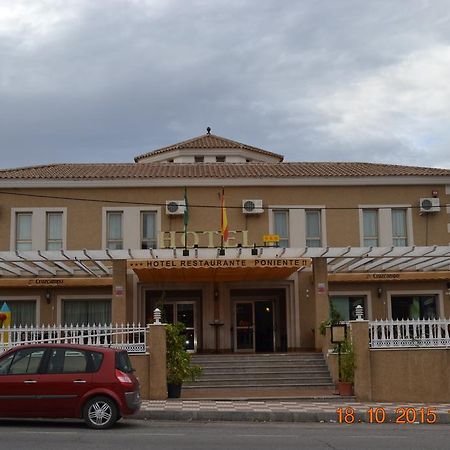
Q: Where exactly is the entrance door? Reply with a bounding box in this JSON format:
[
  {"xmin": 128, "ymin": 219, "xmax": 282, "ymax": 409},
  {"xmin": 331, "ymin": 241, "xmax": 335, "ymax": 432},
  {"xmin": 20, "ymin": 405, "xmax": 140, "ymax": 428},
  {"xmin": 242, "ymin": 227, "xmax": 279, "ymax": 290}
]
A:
[
  {"xmin": 254, "ymin": 301, "xmax": 274, "ymax": 352},
  {"xmin": 162, "ymin": 302, "xmax": 197, "ymax": 352},
  {"xmin": 235, "ymin": 302, "xmax": 254, "ymax": 352},
  {"xmin": 234, "ymin": 300, "xmax": 274, "ymax": 352}
]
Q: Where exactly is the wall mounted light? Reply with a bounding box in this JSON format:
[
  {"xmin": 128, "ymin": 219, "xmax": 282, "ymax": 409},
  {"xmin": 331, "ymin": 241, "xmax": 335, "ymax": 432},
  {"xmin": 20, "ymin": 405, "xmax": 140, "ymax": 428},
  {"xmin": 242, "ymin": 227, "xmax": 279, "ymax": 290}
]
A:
[
  {"xmin": 377, "ymin": 287, "xmax": 383, "ymax": 298},
  {"xmin": 45, "ymin": 291, "xmax": 52, "ymax": 304}
]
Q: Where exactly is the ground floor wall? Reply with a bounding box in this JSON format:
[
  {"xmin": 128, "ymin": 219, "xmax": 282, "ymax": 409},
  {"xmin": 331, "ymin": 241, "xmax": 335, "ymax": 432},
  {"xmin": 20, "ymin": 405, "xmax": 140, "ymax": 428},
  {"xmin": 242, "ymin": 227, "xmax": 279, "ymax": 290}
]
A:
[
  {"xmin": 369, "ymin": 349, "xmax": 450, "ymax": 402},
  {"xmin": 0, "ymin": 271, "xmax": 449, "ymax": 352}
]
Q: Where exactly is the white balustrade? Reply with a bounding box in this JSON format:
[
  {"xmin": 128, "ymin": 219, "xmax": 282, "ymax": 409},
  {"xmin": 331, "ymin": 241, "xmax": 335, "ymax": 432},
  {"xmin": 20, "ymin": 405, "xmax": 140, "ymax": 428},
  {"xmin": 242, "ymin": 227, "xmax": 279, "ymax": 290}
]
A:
[
  {"xmin": 369, "ymin": 318, "xmax": 450, "ymax": 348},
  {"xmin": 0, "ymin": 323, "xmax": 148, "ymax": 353}
]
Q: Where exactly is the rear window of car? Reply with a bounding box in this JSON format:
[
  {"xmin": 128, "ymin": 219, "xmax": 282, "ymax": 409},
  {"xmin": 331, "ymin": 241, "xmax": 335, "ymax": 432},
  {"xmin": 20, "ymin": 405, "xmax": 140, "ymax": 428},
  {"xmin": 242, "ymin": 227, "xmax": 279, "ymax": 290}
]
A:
[
  {"xmin": 47, "ymin": 348, "xmax": 104, "ymax": 374},
  {"xmin": 115, "ymin": 351, "xmax": 133, "ymax": 373}
]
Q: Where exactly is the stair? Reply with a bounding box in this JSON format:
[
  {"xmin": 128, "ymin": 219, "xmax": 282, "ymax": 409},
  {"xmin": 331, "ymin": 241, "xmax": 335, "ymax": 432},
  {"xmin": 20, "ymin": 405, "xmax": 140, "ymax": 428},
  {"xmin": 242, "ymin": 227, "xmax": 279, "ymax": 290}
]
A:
[{"xmin": 183, "ymin": 353, "xmax": 337, "ymax": 399}]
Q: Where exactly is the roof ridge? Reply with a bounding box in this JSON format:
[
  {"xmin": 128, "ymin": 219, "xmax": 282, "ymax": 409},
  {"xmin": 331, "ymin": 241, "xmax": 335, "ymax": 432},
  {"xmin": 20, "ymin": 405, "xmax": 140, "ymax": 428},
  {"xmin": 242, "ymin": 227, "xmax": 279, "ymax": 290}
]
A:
[{"xmin": 134, "ymin": 133, "xmax": 284, "ymax": 162}]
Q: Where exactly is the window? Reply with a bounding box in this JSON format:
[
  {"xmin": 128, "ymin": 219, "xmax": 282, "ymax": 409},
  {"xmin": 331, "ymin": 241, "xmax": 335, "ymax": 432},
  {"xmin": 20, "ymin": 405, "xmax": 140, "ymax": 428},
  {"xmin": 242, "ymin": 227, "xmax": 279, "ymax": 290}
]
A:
[
  {"xmin": 216, "ymin": 156, "xmax": 226, "ymax": 162},
  {"xmin": 194, "ymin": 156, "xmax": 204, "ymax": 163},
  {"xmin": 7, "ymin": 301, "xmax": 36, "ymax": 326},
  {"xmin": 306, "ymin": 210, "xmax": 321, "ymax": 247},
  {"xmin": 103, "ymin": 207, "xmax": 160, "ymax": 249},
  {"xmin": 16, "ymin": 213, "xmax": 32, "ymax": 250},
  {"xmin": 106, "ymin": 211, "xmax": 123, "ymax": 249},
  {"xmin": 392, "ymin": 209, "xmax": 407, "ymax": 246},
  {"xmin": 363, "ymin": 210, "xmax": 378, "ymax": 246},
  {"xmin": 391, "ymin": 295, "xmax": 437, "ymax": 320},
  {"xmin": 12, "ymin": 208, "xmax": 66, "ymax": 251},
  {"xmin": 47, "ymin": 349, "xmax": 103, "ymax": 374},
  {"xmin": 8, "ymin": 348, "xmax": 45, "ymax": 375},
  {"xmin": 63, "ymin": 300, "xmax": 111, "ymax": 325},
  {"xmin": 141, "ymin": 211, "xmax": 157, "ymax": 249},
  {"xmin": 330, "ymin": 296, "xmax": 365, "ymax": 321},
  {"xmin": 46, "ymin": 212, "xmax": 63, "ymax": 250},
  {"xmin": 273, "ymin": 210, "xmax": 289, "ymax": 247}
]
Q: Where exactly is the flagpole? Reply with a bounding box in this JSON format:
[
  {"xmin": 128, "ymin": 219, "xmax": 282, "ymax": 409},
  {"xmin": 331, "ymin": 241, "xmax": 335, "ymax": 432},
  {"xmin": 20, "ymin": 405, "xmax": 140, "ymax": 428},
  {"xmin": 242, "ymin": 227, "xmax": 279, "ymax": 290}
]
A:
[
  {"xmin": 220, "ymin": 188, "xmax": 224, "ymax": 250},
  {"xmin": 183, "ymin": 186, "xmax": 188, "ymax": 252}
]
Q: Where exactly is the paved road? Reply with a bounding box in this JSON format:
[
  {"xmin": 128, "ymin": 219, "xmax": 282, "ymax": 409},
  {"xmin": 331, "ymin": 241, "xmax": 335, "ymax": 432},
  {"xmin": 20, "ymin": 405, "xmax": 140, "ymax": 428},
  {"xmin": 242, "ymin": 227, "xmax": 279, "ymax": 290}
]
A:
[{"xmin": 0, "ymin": 419, "xmax": 448, "ymax": 450}]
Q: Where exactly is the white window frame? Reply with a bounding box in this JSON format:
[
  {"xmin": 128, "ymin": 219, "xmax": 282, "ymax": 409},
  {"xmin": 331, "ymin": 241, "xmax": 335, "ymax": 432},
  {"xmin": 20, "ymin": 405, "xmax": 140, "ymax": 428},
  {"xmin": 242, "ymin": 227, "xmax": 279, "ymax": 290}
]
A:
[
  {"xmin": 46, "ymin": 211, "xmax": 64, "ymax": 250},
  {"xmin": 56, "ymin": 294, "xmax": 112, "ymax": 325},
  {"xmin": 305, "ymin": 209, "xmax": 322, "ymax": 247},
  {"xmin": 10, "ymin": 208, "xmax": 67, "ymax": 251},
  {"xmin": 387, "ymin": 290, "xmax": 444, "ymax": 319},
  {"xmin": 106, "ymin": 210, "xmax": 124, "ymax": 250},
  {"xmin": 329, "ymin": 291, "xmax": 372, "ymax": 321},
  {"xmin": 359, "ymin": 205, "xmax": 413, "ymax": 247},
  {"xmin": 102, "ymin": 206, "xmax": 161, "ymax": 249},
  {"xmin": 269, "ymin": 205, "xmax": 327, "ymax": 247}
]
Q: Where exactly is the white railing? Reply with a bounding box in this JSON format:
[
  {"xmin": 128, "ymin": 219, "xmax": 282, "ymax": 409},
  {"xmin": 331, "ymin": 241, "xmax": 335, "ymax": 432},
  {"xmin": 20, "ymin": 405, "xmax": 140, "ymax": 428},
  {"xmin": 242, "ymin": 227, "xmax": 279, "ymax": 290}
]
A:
[
  {"xmin": 369, "ymin": 318, "xmax": 450, "ymax": 348},
  {"xmin": 0, "ymin": 323, "xmax": 148, "ymax": 353}
]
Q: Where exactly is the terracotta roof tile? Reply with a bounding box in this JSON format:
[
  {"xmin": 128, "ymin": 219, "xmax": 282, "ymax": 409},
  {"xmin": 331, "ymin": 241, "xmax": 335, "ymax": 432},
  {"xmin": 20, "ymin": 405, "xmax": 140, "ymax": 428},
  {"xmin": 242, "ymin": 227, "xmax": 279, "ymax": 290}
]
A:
[
  {"xmin": 1, "ymin": 162, "xmax": 449, "ymax": 180},
  {"xmin": 134, "ymin": 133, "xmax": 284, "ymax": 162}
]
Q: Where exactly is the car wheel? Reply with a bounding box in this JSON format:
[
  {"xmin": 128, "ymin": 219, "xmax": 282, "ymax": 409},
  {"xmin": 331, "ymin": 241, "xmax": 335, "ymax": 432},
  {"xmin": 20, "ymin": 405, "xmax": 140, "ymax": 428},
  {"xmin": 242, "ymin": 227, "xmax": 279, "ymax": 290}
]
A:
[{"xmin": 83, "ymin": 396, "xmax": 118, "ymax": 429}]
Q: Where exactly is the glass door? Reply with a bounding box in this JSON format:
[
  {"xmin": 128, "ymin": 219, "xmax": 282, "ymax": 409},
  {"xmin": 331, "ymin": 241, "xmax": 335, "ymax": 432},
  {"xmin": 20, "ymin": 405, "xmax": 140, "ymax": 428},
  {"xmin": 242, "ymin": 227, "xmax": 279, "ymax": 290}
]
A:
[
  {"xmin": 234, "ymin": 302, "xmax": 254, "ymax": 352},
  {"xmin": 161, "ymin": 301, "xmax": 197, "ymax": 352}
]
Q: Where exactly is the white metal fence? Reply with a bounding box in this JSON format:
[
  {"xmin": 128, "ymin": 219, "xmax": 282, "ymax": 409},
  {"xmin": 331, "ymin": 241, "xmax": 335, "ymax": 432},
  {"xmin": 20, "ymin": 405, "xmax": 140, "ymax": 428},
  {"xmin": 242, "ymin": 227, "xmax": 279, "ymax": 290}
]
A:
[
  {"xmin": 0, "ymin": 323, "xmax": 148, "ymax": 353},
  {"xmin": 369, "ymin": 318, "xmax": 450, "ymax": 348}
]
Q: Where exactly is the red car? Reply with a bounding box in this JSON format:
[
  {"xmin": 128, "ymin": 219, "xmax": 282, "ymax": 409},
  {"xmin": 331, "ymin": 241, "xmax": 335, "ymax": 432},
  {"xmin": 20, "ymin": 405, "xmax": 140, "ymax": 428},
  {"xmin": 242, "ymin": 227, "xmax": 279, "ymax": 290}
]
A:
[{"xmin": 0, "ymin": 343, "xmax": 141, "ymax": 429}]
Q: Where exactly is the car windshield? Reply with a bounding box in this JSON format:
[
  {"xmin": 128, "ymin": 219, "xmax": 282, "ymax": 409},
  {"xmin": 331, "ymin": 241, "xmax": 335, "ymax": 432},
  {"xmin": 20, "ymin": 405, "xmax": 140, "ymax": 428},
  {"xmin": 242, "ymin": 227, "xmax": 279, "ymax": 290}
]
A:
[{"xmin": 115, "ymin": 351, "xmax": 133, "ymax": 373}]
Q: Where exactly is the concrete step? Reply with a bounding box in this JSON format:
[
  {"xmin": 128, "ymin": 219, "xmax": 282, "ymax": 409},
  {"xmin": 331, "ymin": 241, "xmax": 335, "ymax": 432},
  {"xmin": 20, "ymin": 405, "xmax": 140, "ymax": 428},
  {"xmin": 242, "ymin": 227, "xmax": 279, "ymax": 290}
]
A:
[
  {"xmin": 193, "ymin": 370, "xmax": 330, "ymax": 381},
  {"xmin": 198, "ymin": 363, "xmax": 328, "ymax": 371},
  {"xmin": 183, "ymin": 381, "xmax": 335, "ymax": 389},
  {"xmin": 202, "ymin": 366, "xmax": 328, "ymax": 376},
  {"xmin": 187, "ymin": 352, "xmax": 334, "ymax": 396}
]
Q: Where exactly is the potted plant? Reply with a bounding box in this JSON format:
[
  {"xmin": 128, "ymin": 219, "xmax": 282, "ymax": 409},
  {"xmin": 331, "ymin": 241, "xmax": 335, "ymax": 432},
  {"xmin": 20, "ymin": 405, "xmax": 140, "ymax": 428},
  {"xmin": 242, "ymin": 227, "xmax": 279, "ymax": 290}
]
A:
[
  {"xmin": 166, "ymin": 323, "xmax": 202, "ymax": 398},
  {"xmin": 338, "ymin": 337, "xmax": 355, "ymax": 396}
]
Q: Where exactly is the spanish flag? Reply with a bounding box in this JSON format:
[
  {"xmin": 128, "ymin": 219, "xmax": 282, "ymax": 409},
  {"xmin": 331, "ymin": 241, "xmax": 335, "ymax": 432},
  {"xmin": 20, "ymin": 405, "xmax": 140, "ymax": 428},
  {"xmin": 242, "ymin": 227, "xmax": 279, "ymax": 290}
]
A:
[{"xmin": 221, "ymin": 188, "xmax": 229, "ymax": 243}]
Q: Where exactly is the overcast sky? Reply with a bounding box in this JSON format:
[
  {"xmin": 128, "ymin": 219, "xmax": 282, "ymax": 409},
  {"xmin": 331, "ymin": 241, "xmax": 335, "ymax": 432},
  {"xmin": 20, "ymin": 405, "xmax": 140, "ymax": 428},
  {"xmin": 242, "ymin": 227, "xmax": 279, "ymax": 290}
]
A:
[{"xmin": 1, "ymin": 0, "xmax": 450, "ymax": 169}]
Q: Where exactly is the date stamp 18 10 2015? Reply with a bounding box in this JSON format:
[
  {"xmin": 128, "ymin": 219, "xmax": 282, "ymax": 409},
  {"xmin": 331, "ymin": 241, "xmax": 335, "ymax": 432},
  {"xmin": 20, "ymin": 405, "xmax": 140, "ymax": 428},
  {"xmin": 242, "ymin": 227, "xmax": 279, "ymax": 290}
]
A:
[{"xmin": 336, "ymin": 407, "xmax": 445, "ymax": 424}]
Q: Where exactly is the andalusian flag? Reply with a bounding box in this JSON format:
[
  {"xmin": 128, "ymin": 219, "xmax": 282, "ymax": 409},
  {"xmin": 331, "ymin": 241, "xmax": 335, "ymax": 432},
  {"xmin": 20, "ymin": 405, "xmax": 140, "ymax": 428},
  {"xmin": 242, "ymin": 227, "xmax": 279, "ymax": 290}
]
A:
[{"xmin": 221, "ymin": 188, "xmax": 229, "ymax": 242}]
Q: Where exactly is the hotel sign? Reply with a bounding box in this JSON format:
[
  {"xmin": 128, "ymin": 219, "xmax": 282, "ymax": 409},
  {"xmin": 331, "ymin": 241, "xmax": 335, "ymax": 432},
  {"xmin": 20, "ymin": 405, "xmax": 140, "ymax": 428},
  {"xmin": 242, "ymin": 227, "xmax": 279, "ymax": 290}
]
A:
[
  {"xmin": 158, "ymin": 230, "xmax": 249, "ymax": 248},
  {"xmin": 128, "ymin": 258, "xmax": 311, "ymax": 270}
]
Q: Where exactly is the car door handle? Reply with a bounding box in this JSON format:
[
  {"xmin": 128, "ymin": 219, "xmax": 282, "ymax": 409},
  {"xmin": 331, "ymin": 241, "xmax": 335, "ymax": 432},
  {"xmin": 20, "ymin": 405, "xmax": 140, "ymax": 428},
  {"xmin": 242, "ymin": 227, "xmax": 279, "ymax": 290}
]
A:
[
  {"xmin": 24, "ymin": 380, "xmax": 38, "ymax": 384},
  {"xmin": 73, "ymin": 380, "xmax": 87, "ymax": 384}
]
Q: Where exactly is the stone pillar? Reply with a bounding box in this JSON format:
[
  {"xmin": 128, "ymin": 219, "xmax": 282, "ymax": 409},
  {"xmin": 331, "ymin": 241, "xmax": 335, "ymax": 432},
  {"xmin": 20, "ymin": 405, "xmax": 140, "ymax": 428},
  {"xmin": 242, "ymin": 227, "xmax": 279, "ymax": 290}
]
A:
[
  {"xmin": 148, "ymin": 324, "xmax": 167, "ymax": 399},
  {"xmin": 350, "ymin": 320, "xmax": 372, "ymax": 401},
  {"xmin": 112, "ymin": 260, "xmax": 127, "ymax": 324},
  {"xmin": 313, "ymin": 257, "xmax": 329, "ymax": 350}
]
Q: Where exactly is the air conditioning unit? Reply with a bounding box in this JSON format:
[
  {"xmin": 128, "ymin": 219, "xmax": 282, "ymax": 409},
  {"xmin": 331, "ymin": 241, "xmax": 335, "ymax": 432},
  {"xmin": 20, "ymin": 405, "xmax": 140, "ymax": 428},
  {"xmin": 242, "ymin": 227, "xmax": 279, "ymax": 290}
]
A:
[
  {"xmin": 242, "ymin": 199, "xmax": 264, "ymax": 214},
  {"xmin": 165, "ymin": 200, "xmax": 186, "ymax": 215},
  {"xmin": 419, "ymin": 197, "xmax": 440, "ymax": 213}
]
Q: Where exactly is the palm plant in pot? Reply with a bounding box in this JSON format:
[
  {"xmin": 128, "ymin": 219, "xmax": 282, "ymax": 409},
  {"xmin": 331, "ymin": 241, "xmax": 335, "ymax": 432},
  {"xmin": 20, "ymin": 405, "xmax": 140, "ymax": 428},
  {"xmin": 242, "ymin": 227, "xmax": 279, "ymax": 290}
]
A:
[
  {"xmin": 338, "ymin": 338, "xmax": 355, "ymax": 396},
  {"xmin": 166, "ymin": 323, "xmax": 202, "ymax": 398}
]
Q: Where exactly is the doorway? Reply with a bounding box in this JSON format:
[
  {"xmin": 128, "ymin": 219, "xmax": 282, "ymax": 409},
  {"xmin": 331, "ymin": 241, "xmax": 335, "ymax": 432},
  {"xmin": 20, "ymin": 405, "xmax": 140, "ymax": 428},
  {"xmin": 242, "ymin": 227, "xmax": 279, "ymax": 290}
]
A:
[
  {"xmin": 234, "ymin": 300, "xmax": 274, "ymax": 352},
  {"xmin": 145, "ymin": 290, "xmax": 201, "ymax": 352}
]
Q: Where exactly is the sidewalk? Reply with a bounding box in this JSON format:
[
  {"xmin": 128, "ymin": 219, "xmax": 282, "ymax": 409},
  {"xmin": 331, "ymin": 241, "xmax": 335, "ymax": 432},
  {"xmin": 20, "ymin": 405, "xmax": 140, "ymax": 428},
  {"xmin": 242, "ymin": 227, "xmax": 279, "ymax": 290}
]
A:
[{"xmin": 136, "ymin": 399, "xmax": 450, "ymax": 424}]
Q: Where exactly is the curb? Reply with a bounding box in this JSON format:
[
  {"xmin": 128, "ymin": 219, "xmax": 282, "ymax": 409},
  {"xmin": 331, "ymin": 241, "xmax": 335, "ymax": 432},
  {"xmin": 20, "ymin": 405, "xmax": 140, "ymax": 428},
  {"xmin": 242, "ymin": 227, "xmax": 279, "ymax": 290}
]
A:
[{"xmin": 133, "ymin": 409, "xmax": 450, "ymax": 424}]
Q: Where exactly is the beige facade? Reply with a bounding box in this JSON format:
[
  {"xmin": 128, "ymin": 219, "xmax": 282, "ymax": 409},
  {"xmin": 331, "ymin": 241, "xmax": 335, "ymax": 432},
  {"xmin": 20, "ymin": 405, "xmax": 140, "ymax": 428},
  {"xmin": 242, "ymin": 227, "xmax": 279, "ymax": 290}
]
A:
[{"xmin": 0, "ymin": 132, "xmax": 449, "ymax": 354}]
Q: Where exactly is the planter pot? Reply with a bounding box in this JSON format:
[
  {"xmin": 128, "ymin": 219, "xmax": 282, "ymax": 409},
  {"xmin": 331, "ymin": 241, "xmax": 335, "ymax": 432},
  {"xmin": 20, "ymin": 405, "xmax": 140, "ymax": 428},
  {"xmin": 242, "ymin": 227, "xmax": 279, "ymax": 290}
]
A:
[
  {"xmin": 167, "ymin": 383, "xmax": 182, "ymax": 398},
  {"xmin": 337, "ymin": 381, "xmax": 353, "ymax": 396}
]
